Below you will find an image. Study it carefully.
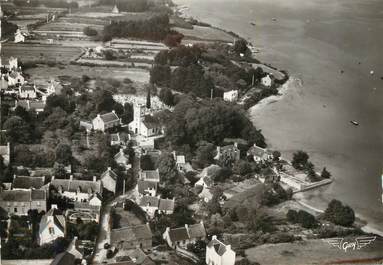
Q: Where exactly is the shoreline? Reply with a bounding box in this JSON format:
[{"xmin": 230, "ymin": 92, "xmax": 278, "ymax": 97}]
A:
[{"xmin": 173, "ymin": 1, "xmax": 383, "ymax": 239}]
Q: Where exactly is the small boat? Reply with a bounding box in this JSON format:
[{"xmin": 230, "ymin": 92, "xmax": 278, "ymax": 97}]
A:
[
  {"xmin": 250, "ymin": 21, "xmax": 256, "ymax": 26},
  {"xmin": 272, "ymin": 18, "xmax": 277, "ymax": 21},
  {"xmin": 350, "ymin": 120, "xmax": 359, "ymax": 126},
  {"xmin": 370, "ymin": 70, "xmax": 374, "ymax": 75},
  {"xmin": 340, "ymin": 70, "xmax": 344, "ymax": 74}
]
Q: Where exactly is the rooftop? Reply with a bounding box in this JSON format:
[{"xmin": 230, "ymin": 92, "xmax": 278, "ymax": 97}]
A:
[
  {"xmin": 97, "ymin": 111, "xmax": 120, "ymax": 124},
  {"xmin": 12, "ymin": 175, "xmax": 45, "ymax": 190},
  {"xmin": 137, "ymin": 180, "xmax": 157, "ymax": 195},
  {"xmin": 51, "ymin": 177, "xmax": 101, "ymax": 194},
  {"xmin": 111, "ymin": 224, "xmax": 152, "ymax": 244}
]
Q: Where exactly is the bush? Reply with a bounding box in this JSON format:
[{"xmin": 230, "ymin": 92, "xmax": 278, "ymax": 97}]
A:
[
  {"xmin": 83, "ymin": 26, "xmax": 98, "ymax": 36},
  {"xmin": 324, "ymin": 199, "xmax": 355, "ymax": 227},
  {"xmin": 297, "ymin": 210, "xmax": 317, "ymax": 229},
  {"xmin": 286, "ymin": 209, "xmax": 298, "ymax": 223}
]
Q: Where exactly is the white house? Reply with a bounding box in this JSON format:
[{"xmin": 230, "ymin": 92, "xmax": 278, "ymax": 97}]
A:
[
  {"xmin": 18, "ymin": 84, "xmax": 37, "ymax": 99},
  {"xmin": 206, "ymin": 235, "xmax": 236, "ymax": 265},
  {"xmin": 261, "ymin": 74, "xmax": 273, "ymax": 87},
  {"xmin": 14, "ymin": 29, "xmax": 26, "ymax": 43},
  {"xmin": 139, "ymin": 196, "xmax": 175, "ymax": 218},
  {"xmin": 114, "ymin": 148, "xmax": 131, "ymax": 169},
  {"xmin": 172, "ymin": 151, "xmax": 186, "ymax": 172},
  {"xmin": 163, "ymin": 222, "xmax": 206, "ymax": 249},
  {"xmin": 0, "ymin": 142, "xmax": 11, "ymax": 165},
  {"xmin": 92, "ymin": 111, "xmax": 121, "ymax": 132},
  {"xmin": 223, "ymin": 90, "xmax": 239, "ymax": 102},
  {"xmin": 246, "ymin": 144, "xmax": 273, "ymax": 163},
  {"xmin": 100, "ymin": 167, "xmax": 119, "ymax": 194},
  {"xmin": 8, "ymin": 71, "xmax": 25, "ymax": 87},
  {"xmin": 38, "ymin": 205, "xmax": 66, "ymax": 245}
]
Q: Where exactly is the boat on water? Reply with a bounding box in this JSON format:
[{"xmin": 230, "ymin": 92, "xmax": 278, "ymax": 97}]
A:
[
  {"xmin": 350, "ymin": 120, "xmax": 359, "ymax": 126},
  {"xmin": 250, "ymin": 21, "xmax": 256, "ymax": 26}
]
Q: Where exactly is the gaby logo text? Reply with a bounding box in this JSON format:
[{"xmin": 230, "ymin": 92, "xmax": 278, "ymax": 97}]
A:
[{"xmin": 324, "ymin": 236, "xmax": 376, "ymax": 252}]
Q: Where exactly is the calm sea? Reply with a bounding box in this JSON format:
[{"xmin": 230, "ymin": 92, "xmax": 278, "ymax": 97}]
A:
[{"xmin": 175, "ymin": 0, "xmax": 383, "ymax": 232}]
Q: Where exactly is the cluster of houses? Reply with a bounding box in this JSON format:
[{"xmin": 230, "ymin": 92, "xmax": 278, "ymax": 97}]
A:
[{"xmin": 0, "ymin": 57, "xmax": 63, "ymax": 113}]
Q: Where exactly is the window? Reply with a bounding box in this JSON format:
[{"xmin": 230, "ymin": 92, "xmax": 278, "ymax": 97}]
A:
[
  {"xmin": 14, "ymin": 208, "xmax": 17, "ymax": 213},
  {"xmin": 49, "ymin": 227, "xmax": 55, "ymax": 235}
]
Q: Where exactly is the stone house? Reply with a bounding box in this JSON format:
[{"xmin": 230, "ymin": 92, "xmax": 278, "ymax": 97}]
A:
[
  {"xmin": 214, "ymin": 143, "xmax": 240, "ymax": 166},
  {"xmin": 223, "ymin": 90, "xmax": 239, "ymax": 102},
  {"xmin": 246, "ymin": 144, "xmax": 273, "ymax": 162},
  {"xmin": 139, "ymin": 196, "xmax": 175, "ymax": 218},
  {"xmin": 50, "ymin": 175, "xmax": 102, "ymax": 202},
  {"xmin": 114, "ymin": 148, "xmax": 131, "ymax": 169},
  {"xmin": 0, "ymin": 189, "xmax": 47, "ymax": 215}
]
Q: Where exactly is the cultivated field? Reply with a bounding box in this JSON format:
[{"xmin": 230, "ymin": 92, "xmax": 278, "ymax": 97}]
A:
[
  {"xmin": 25, "ymin": 65, "xmax": 150, "ymax": 83},
  {"xmin": 2, "ymin": 43, "xmax": 82, "ymax": 63}
]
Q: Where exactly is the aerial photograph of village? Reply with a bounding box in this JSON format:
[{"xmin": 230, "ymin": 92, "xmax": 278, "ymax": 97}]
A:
[{"xmin": 0, "ymin": 0, "xmax": 382, "ymax": 264}]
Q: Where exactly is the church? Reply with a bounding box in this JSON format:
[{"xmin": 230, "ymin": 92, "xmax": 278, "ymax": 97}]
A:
[{"xmin": 128, "ymin": 103, "xmax": 162, "ymax": 138}]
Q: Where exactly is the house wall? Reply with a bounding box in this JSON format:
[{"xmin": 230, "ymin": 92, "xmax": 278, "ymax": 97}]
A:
[
  {"xmin": 206, "ymin": 247, "xmax": 235, "ymax": 265},
  {"xmin": 92, "ymin": 117, "xmax": 105, "ymax": 132},
  {"xmin": 39, "ymin": 220, "xmax": 65, "ymax": 245},
  {"xmin": 0, "ymin": 200, "xmax": 46, "ymax": 216},
  {"xmin": 101, "ymin": 175, "xmax": 116, "ymax": 194},
  {"xmin": 60, "ymin": 191, "xmax": 91, "ymax": 202},
  {"xmin": 119, "ymin": 238, "xmax": 152, "ymax": 250}
]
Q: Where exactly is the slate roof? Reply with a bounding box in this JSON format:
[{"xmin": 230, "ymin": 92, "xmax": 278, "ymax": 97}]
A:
[
  {"xmin": 39, "ymin": 207, "xmax": 65, "ymax": 235},
  {"xmin": 101, "ymin": 168, "xmax": 118, "ymax": 181},
  {"xmin": 13, "ymin": 175, "xmax": 45, "ymax": 189},
  {"xmin": 99, "ymin": 112, "xmax": 119, "ymax": 124},
  {"xmin": 207, "ymin": 238, "xmax": 228, "ymax": 256},
  {"xmin": 188, "ymin": 222, "xmax": 206, "ymax": 239},
  {"xmin": 137, "ymin": 180, "xmax": 157, "ymax": 195},
  {"xmin": 158, "ymin": 198, "xmax": 175, "ymax": 212},
  {"xmin": 168, "ymin": 227, "xmax": 189, "ymax": 242},
  {"xmin": 0, "ymin": 189, "xmax": 46, "ymax": 201},
  {"xmin": 50, "ymin": 251, "xmax": 75, "ymax": 265},
  {"xmin": 51, "ymin": 178, "xmax": 101, "ymax": 194},
  {"xmin": 142, "ymin": 115, "xmax": 160, "ymax": 129},
  {"xmin": 140, "ymin": 170, "xmax": 160, "ymax": 182},
  {"xmin": 111, "ymin": 224, "xmax": 152, "ymax": 245}
]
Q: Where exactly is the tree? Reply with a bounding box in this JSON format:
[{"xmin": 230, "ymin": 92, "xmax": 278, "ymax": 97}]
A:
[
  {"xmin": 291, "ymin": 151, "xmax": 309, "ymax": 170},
  {"xmin": 233, "ymin": 39, "xmax": 248, "ymax": 54},
  {"xmin": 121, "ymin": 103, "xmax": 133, "ymax": 124},
  {"xmin": 296, "ymin": 210, "xmax": 317, "ymax": 229},
  {"xmin": 286, "ymin": 209, "xmax": 298, "ymax": 223},
  {"xmin": 195, "ymin": 142, "xmax": 216, "ymax": 168},
  {"xmin": 104, "ymin": 50, "xmax": 115, "ymax": 60},
  {"xmin": 140, "ymin": 155, "xmax": 155, "ymax": 170},
  {"xmin": 272, "ymin": 151, "xmax": 281, "ymax": 161},
  {"xmin": 3, "ymin": 116, "xmax": 31, "ymax": 143},
  {"xmin": 157, "ymin": 152, "xmax": 179, "ymax": 184},
  {"xmin": 158, "ymin": 87, "xmax": 174, "ymax": 106},
  {"xmin": 321, "ymin": 167, "xmax": 331, "ymax": 179},
  {"xmin": 53, "ymin": 163, "xmax": 67, "ymax": 178},
  {"xmin": 150, "ymin": 65, "xmax": 171, "ymax": 86},
  {"xmin": 55, "ymin": 144, "xmax": 72, "ymax": 165},
  {"xmin": 324, "ymin": 199, "xmax": 355, "ymax": 227},
  {"xmin": 233, "ymin": 160, "xmax": 252, "ymax": 176},
  {"xmin": 146, "ymin": 87, "xmax": 151, "ymax": 109}
]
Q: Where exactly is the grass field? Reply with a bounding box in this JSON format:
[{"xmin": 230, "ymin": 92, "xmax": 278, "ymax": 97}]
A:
[
  {"xmin": 173, "ymin": 25, "xmax": 234, "ymax": 42},
  {"xmin": 25, "ymin": 64, "xmax": 150, "ymax": 83},
  {"xmin": 2, "ymin": 43, "xmax": 82, "ymax": 63}
]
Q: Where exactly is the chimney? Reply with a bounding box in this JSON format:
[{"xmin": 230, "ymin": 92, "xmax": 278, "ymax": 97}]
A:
[
  {"xmin": 212, "ymin": 235, "xmax": 217, "ymax": 240},
  {"xmin": 112, "ymin": 110, "xmax": 115, "ymax": 114},
  {"xmin": 234, "ymin": 142, "xmax": 238, "ymax": 148},
  {"xmin": 97, "ymin": 114, "xmax": 100, "ymax": 118},
  {"xmin": 184, "ymin": 224, "xmax": 189, "ymax": 230},
  {"xmin": 93, "ymin": 176, "xmax": 97, "ymax": 182},
  {"xmin": 51, "ymin": 204, "xmax": 58, "ymax": 210},
  {"xmin": 51, "ymin": 176, "xmax": 55, "ymax": 180},
  {"xmin": 226, "ymin": 244, "xmax": 231, "ymax": 250},
  {"xmin": 254, "ymin": 143, "xmax": 257, "ymax": 148},
  {"xmin": 172, "ymin": 151, "xmax": 176, "ymax": 160},
  {"xmin": 107, "ymin": 167, "xmax": 111, "ymax": 171},
  {"xmin": 69, "ymin": 175, "xmax": 73, "ymax": 181}
]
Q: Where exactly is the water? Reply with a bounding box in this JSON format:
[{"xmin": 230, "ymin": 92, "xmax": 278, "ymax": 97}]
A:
[{"xmin": 175, "ymin": 0, "xmax": 383, "ymax": 232}]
